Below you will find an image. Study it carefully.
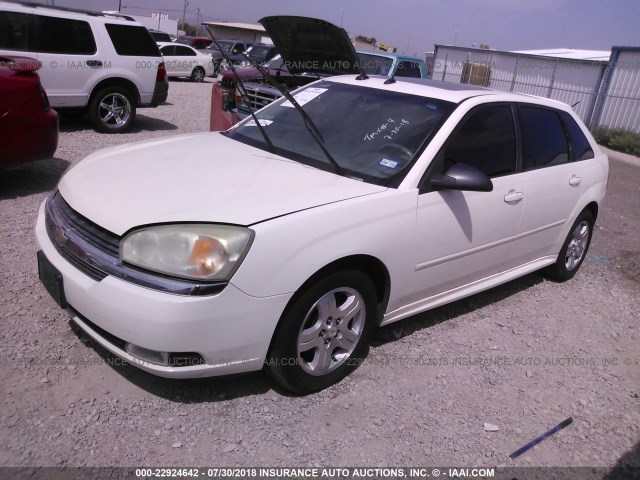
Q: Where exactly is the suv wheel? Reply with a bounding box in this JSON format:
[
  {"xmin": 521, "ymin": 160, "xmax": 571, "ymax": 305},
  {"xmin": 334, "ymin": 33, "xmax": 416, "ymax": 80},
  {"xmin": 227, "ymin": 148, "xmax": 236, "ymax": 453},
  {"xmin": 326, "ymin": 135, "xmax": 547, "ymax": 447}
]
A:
[
  {"xmin": 88, "ymin": 87, "xmax": 136, "ymax": 133},
  {"xmin": 191, "ymin": 67, "xmax": 205, "ymax": 83},
  {"xmin": 267, "ymin": 270, "xmax": 376, "ymax": 394}
]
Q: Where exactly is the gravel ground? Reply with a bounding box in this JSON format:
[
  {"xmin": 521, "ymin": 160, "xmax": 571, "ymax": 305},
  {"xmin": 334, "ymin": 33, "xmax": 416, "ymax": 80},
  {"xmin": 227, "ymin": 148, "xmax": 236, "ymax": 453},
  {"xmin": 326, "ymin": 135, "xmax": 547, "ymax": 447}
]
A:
[{"xmin": 0, "ymin": 79, "xmax": 638, "ymax": 474}]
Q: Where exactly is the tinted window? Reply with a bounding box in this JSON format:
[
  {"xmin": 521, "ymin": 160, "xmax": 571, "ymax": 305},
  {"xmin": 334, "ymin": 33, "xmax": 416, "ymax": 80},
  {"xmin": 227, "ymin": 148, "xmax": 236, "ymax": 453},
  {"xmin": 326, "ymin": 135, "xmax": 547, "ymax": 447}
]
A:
[
  {"xmin": 0, "ymin": 12, "xmax": 96, "ymax": 54},
  {"xmin": 174, "ymin": 45, "xmax": 196, "ymax": 56},
  {"xmin": 442, "ymin": 106, "xmax": 516, "ymax": 177},
  {"xmin": 160, "ymin": 45, "xmax": 175, "ymax": 56},
  {"xmin": 105, "ymin": 24, "xmax": 161, "ymax": 57},
  {"xmin": 396, "ymin": 61, "xmax": 421, "ymax": 78},
  {"xmin": 0, "ymin": 12, "xmax": 30, "ymax": 51},
  {"xmin": 561, "ymin": 112, "xmax": 595, "ymax": 161},
  {"xmin": 520, "ymin": 106, "xmax": 569, "ymax": 169},
  {"xmin": 149, "ymin": 31, "xmax": 171, "ymax": 42}
]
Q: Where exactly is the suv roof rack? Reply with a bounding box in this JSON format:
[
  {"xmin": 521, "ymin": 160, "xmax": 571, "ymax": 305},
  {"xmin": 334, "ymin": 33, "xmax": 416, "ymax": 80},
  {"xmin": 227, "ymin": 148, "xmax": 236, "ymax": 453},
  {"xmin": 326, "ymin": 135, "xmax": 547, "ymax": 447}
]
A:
[{"xmin": 13, "ymin": 2, "xmax": 136, "ymax": 20}]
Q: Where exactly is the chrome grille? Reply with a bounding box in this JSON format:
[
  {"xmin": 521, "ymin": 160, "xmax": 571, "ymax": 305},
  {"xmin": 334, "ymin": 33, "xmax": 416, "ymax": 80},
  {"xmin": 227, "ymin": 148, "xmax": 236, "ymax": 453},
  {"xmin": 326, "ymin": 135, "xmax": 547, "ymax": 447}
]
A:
[
  {"xmin": 45, "ymin": 191, "xmax": 119, "ymax": 281},
  {"xmin": 243, "ymin": 86, "xmax": 280, "ymax": 111}
]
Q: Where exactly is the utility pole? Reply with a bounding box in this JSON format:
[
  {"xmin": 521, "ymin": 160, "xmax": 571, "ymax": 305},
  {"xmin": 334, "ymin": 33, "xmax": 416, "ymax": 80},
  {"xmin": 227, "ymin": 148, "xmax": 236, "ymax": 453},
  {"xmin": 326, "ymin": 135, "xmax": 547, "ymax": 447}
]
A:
[
  {"xmin": 182, "ymin": 0, "xmax": 189, "ymax": 32},
  {"xmin": 340, "ymin": 8, "xmax": 344, "ymax": 27},
  {"xmin": 118, "ymin": 0, "xmax": 121, "ymax": 12},
  {"xmin": 453, "ymin": 28, "xmax": 460, "ymax": 46}
]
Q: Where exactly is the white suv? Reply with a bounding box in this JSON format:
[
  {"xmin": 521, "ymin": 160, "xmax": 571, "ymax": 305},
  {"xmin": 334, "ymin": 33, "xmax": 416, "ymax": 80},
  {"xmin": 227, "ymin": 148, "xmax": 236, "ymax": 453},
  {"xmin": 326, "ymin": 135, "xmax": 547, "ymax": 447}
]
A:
[{"xmin": 0, "ymin": 1, "xmax": 168, "ymax": 133}]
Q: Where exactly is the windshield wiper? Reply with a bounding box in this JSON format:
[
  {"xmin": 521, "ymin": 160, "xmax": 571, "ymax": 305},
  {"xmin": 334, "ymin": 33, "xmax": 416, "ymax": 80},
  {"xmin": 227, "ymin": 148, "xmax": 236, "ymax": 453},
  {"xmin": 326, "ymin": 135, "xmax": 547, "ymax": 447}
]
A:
[
  {"xmin": 210, "ymin": 37, "xmax": 275, "ymax": 154},
  {"xmin": 251, "ymin": 62, "xmax": 346, "ymax": 176}
]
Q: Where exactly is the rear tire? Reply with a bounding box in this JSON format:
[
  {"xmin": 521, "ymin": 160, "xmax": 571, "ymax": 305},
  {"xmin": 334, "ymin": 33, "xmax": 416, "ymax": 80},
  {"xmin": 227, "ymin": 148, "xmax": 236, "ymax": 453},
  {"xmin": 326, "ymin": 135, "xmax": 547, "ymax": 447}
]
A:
[
  {"xmin": 267, "ymin": 270, "xmax": 376, "ymax": 394},
  {"xmin": 88, "ymin": 87, "xmax": 136, "ymax": 133},
  {"xmin": 191, "ymin": 67, "xmax": 205, "ymax": 83},
  {"xmin": 543, "ymin": 210, "xmax": 594, "ymax": 282}
]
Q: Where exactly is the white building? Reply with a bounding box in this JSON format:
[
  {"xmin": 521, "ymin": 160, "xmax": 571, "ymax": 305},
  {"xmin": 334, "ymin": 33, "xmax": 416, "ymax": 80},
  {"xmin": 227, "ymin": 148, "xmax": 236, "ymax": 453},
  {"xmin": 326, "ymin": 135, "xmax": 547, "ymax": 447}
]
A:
[{"xmin": 431, "ymin": 45, "xmax": 640, "ymax": 133}]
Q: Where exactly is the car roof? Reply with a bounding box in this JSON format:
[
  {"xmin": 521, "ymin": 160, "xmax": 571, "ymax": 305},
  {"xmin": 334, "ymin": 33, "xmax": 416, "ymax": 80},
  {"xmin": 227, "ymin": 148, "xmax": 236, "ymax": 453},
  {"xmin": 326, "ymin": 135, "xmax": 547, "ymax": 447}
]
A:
[
  {"xmin": 356, "ymin": 49, "xmax": 423, "ymax": 62},
  {"xmin": 0, "ymin": 0, "xmax": 139, "ymax": 25},
  {"xmin": 325, "ymin": 75, "xmax": 573, "ymax": 109}
]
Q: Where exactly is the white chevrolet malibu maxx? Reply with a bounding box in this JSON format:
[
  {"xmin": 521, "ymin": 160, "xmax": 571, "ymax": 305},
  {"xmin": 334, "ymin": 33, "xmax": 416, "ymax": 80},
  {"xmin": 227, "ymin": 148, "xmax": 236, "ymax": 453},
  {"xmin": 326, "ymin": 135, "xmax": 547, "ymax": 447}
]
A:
[{"xmin": 35, "ymin": 17, "xmax": 608, "ymax": 393}]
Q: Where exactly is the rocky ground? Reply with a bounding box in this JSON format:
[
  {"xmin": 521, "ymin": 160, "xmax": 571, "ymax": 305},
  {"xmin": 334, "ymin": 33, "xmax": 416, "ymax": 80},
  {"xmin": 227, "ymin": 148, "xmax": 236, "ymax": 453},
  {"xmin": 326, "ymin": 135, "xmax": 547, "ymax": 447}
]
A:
[{"xmin": 0, "ymin": 80, "xmax": 638, "ymax": 476}]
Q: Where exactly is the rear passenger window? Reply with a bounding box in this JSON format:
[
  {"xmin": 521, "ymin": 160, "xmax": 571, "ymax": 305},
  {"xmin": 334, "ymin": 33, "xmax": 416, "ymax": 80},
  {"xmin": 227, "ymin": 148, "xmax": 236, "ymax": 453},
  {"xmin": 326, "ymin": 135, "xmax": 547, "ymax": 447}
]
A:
[
  {"xmin": 105, "ymin": 24, "xmax": 161, "ymax": 57},
  {"xmin": 175, "ymin": 46, "xmax": 196, "ymax": 56},
  {"xmin": 561, "ymin": 112, "xmax": 595, "ymax": 161},
  {"xmin": 520, "ymin": 106, "xmax": 569, "ymax": 169},
  {"xmin": 33, "ymin": 15, "xmax": 96, "ymax": 54},
  {"xmin": 0, "ymin": 12, "xmax": 30, "ymax": 51},
  {"xmin": 160, "ymin": 45, "xmax": 175, "ymax": 56},
  {"xmin": 441, "ymin": 106, "xmax": 517, "ymax": 177}
]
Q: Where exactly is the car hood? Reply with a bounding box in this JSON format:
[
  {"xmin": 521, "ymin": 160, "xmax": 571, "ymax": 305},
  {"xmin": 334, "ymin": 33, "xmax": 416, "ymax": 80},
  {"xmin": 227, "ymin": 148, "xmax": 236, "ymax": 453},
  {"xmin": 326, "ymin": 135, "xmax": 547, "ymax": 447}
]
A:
[
  {"xmin": 259, "ymin": 16, "xmax": 360, "ymax": 76},
  {"xmin": 58, "ymin": 132, "xmax": 386, "ymax": 236}
]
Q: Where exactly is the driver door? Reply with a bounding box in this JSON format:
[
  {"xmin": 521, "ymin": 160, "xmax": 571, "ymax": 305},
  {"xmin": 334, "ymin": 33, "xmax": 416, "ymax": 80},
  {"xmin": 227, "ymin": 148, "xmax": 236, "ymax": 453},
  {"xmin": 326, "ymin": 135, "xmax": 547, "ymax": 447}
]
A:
[{"xmin": 405, "ymin": 104, "xmax": 526, "ymax": 305}]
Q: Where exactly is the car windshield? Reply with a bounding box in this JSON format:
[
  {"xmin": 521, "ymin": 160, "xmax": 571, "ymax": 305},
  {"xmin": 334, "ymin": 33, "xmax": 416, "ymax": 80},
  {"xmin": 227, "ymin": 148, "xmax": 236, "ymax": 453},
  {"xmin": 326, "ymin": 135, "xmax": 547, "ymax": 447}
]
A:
[
  {"xmin": 358, "ymin": 53, "xmax": 394, "ymax": 76},
  {"xmin": 227, "ymin": 81, "xmax": 455, "ymax": 186},
  {"xmin": 246, "ymin": 45, "xmax": 273, "ymax": 62}
]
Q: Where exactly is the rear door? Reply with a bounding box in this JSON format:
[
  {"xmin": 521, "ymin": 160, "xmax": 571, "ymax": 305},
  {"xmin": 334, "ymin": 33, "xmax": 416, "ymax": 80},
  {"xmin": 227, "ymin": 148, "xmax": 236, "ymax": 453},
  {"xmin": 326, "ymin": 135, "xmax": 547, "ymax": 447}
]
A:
[{"xmin": 503, "ymin": 105, "xmax": 585, "ymax": 270}]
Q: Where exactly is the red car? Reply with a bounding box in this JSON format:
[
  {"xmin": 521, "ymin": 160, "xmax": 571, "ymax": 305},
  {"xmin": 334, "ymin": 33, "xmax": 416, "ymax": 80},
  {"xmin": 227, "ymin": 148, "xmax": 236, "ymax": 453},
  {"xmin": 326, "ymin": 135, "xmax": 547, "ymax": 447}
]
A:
[{"xmin": 0, "ymin": 56, "xmax": 58, "ymax": 168}]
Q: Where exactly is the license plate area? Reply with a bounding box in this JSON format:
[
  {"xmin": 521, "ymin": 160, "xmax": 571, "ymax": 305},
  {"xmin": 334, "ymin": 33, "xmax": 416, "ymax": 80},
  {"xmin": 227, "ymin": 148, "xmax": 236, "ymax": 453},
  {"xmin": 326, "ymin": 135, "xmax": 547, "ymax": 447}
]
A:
[{"xmin": 37, "ymin": 251, "xmax": 67, "ymax": 308}]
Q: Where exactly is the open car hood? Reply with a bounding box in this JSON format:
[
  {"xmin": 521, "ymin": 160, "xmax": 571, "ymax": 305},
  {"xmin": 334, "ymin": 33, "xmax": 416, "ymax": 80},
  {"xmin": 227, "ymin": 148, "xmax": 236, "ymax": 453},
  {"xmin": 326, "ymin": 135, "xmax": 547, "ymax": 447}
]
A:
[{"xmin": 258, "ymin": 16, "xmax": 360, "ymax": 76}]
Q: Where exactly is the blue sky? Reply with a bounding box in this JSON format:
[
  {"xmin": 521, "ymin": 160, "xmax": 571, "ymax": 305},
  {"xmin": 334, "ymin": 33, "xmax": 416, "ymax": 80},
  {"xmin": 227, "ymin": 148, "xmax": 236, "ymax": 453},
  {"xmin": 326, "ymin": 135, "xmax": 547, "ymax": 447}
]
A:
[{"xmin": 32, "ymin": 0, "xmax": 639, "ymax": 55}]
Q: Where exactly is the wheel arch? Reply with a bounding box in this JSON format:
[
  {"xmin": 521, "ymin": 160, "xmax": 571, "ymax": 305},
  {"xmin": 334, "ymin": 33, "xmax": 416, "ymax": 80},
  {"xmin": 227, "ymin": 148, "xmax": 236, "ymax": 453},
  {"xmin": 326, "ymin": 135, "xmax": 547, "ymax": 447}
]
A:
[
  {"xmin": 89, "ymin": 78, "xmax": 141, "ymax": 106},
  {"xmin": 265, "ymin": 254, "xmax": 391, "ymax": 358},
  {"xmin": 583, "ymin": 201, "xmax": 599, "ymax": 222}
]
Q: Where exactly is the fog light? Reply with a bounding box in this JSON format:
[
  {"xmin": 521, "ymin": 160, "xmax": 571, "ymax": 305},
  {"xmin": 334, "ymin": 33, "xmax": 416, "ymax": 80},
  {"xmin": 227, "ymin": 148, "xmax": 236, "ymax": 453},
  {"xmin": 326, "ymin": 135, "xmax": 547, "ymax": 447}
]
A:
[{"xmin": 125, "ymin": 343, "xmax": 169, "ymax": 366}]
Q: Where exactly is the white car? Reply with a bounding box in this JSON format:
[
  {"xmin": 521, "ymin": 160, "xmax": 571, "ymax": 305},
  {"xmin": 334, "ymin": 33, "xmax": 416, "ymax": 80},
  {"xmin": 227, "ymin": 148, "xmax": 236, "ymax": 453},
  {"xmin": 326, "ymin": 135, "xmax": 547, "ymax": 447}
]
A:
[
  {"xmin": 157, "ymin": 42, "xmax": 214, "ymax": 82},
  {"xmin": 0, "ymin": 1, "xmax": 168, "ymax": 133},
  {"xmin": 36, "ymin": 17, "xmax": 608, "ymax": 394}
]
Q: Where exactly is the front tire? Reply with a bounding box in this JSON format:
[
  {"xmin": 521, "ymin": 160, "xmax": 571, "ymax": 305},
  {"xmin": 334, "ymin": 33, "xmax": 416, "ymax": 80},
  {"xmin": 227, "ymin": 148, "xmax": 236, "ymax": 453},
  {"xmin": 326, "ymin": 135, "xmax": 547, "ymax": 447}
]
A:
[
  {"xmin": 191, "ymin": 66, "xmax": 205, "ymax": 83},
  {"xmin": 267, "ymin": 270, "xmax": 376, "ymax": 394},
  {"xmin": 544, "ymin": 210, "xmax": 594, "ymax": 281},
  {"xmin": 88, "ymin": 87, "xmax": 136, "ymax": 133}
]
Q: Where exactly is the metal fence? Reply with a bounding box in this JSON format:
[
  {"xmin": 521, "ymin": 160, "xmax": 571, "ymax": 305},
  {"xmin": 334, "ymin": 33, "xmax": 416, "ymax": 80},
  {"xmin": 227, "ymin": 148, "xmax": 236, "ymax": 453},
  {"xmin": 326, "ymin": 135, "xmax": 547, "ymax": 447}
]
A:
[{"xmin": 431, "ymin": 46, "xmax": 640, "ymax": 133}]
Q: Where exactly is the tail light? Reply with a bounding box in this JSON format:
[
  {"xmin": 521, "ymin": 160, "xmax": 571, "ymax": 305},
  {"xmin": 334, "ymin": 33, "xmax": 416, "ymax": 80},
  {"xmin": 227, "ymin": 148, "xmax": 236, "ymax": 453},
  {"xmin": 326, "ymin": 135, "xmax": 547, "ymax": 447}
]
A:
[
  {"xmin": 37, "ymin": 84, "xmax": 51, "ymax": 110},
  {"xmin": 156, "ymin": 62, "xmax": 167, "ymax": 82}
]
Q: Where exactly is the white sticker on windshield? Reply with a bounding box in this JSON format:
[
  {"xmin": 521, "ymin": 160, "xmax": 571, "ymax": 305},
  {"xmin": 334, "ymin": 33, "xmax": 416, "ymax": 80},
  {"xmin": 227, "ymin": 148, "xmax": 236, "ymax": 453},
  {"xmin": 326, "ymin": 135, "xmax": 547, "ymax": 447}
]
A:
[
  {"xmin": 281, "ymin": 88, "xmax": 327, "ymax": 108},
  {"xmin": 379, "ymin": 158, "xmax": 398, "ymax": 169},
  {"xmin": 245, "ymin": 119, "xmax": 273, "ymax": 127}
]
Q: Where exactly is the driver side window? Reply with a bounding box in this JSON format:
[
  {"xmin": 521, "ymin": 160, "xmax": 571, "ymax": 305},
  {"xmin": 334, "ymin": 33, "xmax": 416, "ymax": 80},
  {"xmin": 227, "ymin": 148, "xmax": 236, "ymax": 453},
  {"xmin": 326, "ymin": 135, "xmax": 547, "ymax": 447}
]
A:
[{"xmin": 441, "ymin": 105, "xmax": 516, "ymax": 177}]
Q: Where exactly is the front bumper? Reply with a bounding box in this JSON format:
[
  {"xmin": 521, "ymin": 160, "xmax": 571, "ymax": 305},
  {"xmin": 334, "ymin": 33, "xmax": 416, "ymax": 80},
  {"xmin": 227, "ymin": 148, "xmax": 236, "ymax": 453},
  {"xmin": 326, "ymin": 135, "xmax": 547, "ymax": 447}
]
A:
[{"xmin": 35, "ymin": 200, "xmax": 291, "ymax": 379}]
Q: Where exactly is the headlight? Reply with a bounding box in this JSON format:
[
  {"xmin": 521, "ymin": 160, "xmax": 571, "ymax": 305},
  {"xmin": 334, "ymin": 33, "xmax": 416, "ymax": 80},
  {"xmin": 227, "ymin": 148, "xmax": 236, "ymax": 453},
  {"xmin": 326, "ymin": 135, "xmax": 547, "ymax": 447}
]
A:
[
  {"xmin": 120, "ymin": 224, "xmax": 253, "ymax": 281},
  {"xmin": 240, "ymin": 60, "xmax": 251, "ymax": 68}
]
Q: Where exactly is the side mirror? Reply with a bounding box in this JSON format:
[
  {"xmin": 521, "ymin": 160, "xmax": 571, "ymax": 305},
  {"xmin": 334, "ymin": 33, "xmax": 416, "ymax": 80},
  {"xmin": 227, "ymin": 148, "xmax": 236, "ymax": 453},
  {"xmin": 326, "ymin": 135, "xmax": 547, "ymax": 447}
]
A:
[{"xmin": 431, "ymin": 162, "xmax": 493, "ymax": 192}]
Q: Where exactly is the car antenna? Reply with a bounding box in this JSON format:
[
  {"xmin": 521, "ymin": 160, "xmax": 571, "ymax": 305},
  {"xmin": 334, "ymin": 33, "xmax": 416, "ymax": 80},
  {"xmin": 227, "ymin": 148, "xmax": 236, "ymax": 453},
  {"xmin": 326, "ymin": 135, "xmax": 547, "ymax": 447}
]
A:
[
  {"xmin": 384, "ymin": 75, "xmax": 396, "ymax": 85},
  {"xmin": 252, "ymin": 61, "xmax": 346, "ymax": 176},
  {"xmin": 571, "ymin": 101, "xmax": 581, "ymax": 108},
  {"xmin": 355, "ymin": 58, "xmax": 369, "ymax": 81},
  {"xmin": 210, "ymin": 37, "xmax": 275, "ymax": 154}
]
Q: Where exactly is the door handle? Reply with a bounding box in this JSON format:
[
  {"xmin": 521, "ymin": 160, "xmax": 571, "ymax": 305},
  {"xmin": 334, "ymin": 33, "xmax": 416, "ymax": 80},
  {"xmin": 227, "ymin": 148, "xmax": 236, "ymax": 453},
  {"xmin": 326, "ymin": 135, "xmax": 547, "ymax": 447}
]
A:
[
  {"xmin": 86, "ymin": 60, "xmax": 103, "ymax": 67},
  {"xmin": 569, "ymin": 175, "xmax": 581, "ymax": 186},
  {"xmin": 504, "ymin": 191, "xmax": 524, "ymax": 203}
]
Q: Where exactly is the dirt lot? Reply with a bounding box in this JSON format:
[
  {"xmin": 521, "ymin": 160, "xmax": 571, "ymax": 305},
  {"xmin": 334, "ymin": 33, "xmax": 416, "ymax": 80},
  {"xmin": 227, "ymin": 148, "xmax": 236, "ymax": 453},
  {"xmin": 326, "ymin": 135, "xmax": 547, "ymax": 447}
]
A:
[{"xmin": 0, "ymin": 80, "xmax": 638, "ymax": 476}]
